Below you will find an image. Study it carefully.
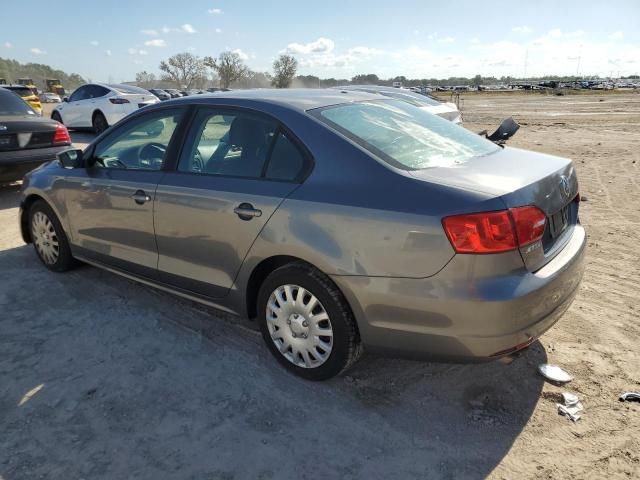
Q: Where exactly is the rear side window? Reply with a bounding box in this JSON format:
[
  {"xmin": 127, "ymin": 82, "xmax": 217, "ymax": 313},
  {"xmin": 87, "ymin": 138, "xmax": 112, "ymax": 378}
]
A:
[
  {"xmin": 265, "ymin": 132, "xmax": 306, "ymax": 181},
  {"xmin": 178, "ymin": 109, "xmax": 277, "ymax": 179},
  {"xmin": 86, "ymin": 85, "xmax": 110, "ymax": 99}
]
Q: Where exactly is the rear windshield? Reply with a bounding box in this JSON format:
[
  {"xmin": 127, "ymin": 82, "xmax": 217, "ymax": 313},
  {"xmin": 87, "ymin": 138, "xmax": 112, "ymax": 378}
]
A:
[
  {"xmin": 0, "ymin": 89, "xmax": 36, "ymax": 115},
  {"xmin": 5, "ymin": 86, "xmax": 34, "ymax": 97},
  {"xmin": 314, "ymin": 99, "xmax": 499, "ymax": 170},
  {"xmin": 108, "ymin": 84, "xmax": 150, "ymax": 95}
]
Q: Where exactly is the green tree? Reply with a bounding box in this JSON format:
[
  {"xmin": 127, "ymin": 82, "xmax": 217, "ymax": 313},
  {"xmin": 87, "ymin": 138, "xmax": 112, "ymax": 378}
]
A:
[
  {"xmin": 204, "ymin": 52, "xmax": 249, "ymax": 88},
  {"xmin": 272, "ymin": 54, "xmax": 298, "ymax": 88},
  {"xmin": 159, "ymin": 53, "xmax": 206, "ymax": 89}
]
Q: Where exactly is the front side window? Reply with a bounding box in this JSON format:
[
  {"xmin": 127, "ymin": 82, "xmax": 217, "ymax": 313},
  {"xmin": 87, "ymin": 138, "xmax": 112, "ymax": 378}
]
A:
[
  {"xmin": 69, "ymin": 87, "xmax": 86, "ymax": 102},
  {"xmin": 315, "ymin": 99, "xmax": 499, "ymax": 170},
  {"xmin": 93, "ymin": 108, "xmax": 184, "ymax": 170},
  {"xmin": 179, "ymin": 110, "xmax": 277, "ymax": 178}
]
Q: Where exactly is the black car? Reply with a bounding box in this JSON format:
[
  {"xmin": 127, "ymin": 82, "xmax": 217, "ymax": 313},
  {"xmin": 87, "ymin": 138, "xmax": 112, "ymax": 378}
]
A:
[
  {"xmin": 149, "ymin": 88, "xmax": 171, "ymax": 101},
  {"xmin": 163, "ymin": 88, "xmax": 183, "ymax": 98},
  {"xmin": 0, "ymin": 88, "xmax": 71, "ymax": 184}
]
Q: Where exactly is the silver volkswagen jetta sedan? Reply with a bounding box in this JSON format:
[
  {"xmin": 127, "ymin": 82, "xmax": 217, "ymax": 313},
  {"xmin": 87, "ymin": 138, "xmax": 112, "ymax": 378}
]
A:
[{"xmin": 19, "ymin": 89, "xmax": 586, "ymax": 380}]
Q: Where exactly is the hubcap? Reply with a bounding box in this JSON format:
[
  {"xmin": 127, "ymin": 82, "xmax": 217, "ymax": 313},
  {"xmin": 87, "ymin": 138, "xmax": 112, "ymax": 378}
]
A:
[
  {"xmin": 31, "ymin": 211, "xmax": 59, "ymax": 265},
  {"xmin": 266, "ymin": 284, "xmax": 333, "ymax": 369}
]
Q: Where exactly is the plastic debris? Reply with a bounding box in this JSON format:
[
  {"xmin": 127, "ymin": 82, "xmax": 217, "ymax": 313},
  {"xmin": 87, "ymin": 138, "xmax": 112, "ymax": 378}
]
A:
[
  {"xmin": 557, "ymin": 392, "xmax": 584, "ymax": 422},
  {"xmin": 619, "ymin": 392, "xmax": 640, "ymax": 402},
  {"xmin": 538, "ymin": 364, "xmax": 573, "ymax": 384}
]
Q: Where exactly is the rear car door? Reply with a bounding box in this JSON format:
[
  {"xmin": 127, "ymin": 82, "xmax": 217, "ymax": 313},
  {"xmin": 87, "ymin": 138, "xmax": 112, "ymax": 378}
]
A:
[
  {"xmin": 154, "ymin": 107, "xmax": 310, "ymax": 298},
  {"xmin": 64, "ymin": 107, "xmax": 187, "ymax": 276}
]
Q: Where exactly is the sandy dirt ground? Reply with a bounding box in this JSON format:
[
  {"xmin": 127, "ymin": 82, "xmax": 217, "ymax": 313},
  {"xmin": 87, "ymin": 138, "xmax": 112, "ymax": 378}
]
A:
[{"xmin": 1, "ymin": 93, "xmax": 639, "ymax": 479}]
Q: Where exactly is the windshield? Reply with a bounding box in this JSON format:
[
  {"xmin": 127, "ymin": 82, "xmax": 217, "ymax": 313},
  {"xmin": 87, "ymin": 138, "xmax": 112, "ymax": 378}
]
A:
[
  {"xmin": 315, "ymin": 99, "xmax": 499, "ymax": 170},
  {"xmin": 0, "ymin": 89, "xmax": 36, "ymax": 115}
]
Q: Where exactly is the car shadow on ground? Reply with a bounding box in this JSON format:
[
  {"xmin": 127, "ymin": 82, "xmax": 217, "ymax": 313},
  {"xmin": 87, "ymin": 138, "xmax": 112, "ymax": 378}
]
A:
[
  {"xmin": 0, "ymin": 183, "xmax": 21, "ymax": 211},
  {"xmin": 0, "ymin": 242, "xmax": 548, "ymax": 479}
]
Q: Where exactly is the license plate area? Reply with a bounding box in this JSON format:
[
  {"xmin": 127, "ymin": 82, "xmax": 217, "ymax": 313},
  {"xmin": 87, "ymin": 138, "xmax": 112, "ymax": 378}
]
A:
[{"xmin": 549, "ymin": 205, "xmax": 569, "ymax": 239}]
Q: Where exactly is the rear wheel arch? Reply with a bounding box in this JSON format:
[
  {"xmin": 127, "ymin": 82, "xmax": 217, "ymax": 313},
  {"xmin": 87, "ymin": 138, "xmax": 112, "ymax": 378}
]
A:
[
  {"xmin": 245, "ymin": 256, "xmax": 356, "ymax": 325},
  {"xmin": 51, "ymin": 110, "xmax": 63, "ymax": 123},
  {"xmin": 92, "ymin": 110, "xmax": 109, "ymax": 132}
]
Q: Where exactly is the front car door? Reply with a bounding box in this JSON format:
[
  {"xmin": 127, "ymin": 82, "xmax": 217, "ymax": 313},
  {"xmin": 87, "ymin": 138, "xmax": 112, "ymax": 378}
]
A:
[
  {"xmin": 64, "ymin": 107, "xmax": 187, "ymax": 277},
  {"xmin": 61, "ymin": 86, "xmax": 88, "ymax": 127},
  {"xmin": 154, "ymin": 107, "xmax": 310, "ymax": 298}
]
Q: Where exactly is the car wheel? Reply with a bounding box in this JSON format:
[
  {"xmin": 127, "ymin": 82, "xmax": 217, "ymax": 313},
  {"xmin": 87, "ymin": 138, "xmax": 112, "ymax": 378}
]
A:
[
  {"xmin": 51, "ymin": 111, "xmax": 63, "ymax": 124},
  {"xmin": 92, "ymin": 112, "xmax": 109, "ymax": 134},
  {"xmin": 257, "ymin": 263, "xmax": 362, "ymax": 380},
  {"xmin": 29, "ymin": 200, "xmax": 76, "ymax": 272}
]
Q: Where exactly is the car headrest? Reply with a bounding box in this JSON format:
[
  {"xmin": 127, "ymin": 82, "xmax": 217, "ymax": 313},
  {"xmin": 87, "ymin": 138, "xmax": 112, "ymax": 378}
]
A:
[{"xmin": 229, "ymin": 116, "xmax": 269, "ymax": 149}]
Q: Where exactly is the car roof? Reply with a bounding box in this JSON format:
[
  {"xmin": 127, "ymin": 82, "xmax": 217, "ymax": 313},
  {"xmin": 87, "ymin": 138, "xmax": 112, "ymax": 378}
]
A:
[{"xmin": 166, "ymin": 88, "xmax": 380, "ymax": 112}]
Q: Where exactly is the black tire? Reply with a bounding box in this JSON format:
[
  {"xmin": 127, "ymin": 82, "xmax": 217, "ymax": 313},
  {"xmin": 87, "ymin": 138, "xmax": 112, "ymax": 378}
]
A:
[
  {"xmin": 29, "ymin": 200, "xmax": 76, "ymax": 272},
  {"xmin": 51, "ymin": 111, "xmax": 63, "ymax": 124},
  {"xmin": 92, "ymin": 111, "xmax": 108, "ymax": 134},
  {"xmin": 257, "ymin": 263, "xmax": 362, "ymax": 380}
]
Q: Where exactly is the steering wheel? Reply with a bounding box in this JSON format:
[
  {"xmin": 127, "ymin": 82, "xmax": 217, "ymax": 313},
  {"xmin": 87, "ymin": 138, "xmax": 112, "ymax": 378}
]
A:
[{"xmin": 138, "ymin": 142, "xmax": 166, "ymax": 168}]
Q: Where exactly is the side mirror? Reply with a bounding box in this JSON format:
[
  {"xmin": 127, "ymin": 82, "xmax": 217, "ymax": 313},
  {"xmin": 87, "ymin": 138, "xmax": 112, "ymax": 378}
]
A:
[
  {"xmin": 487, "ymin": 117, "xmax": 520, "ymax": 143},
  {"xmin": 62, "ymin": 96, "xmax": 69, "ymax": 102},
  {"xmin": 57, "ymin": 149, "xmax": 84, "ymax": 169}
]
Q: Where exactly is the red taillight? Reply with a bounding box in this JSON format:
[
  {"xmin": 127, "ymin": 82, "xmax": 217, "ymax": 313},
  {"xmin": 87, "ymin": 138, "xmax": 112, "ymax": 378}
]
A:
[
  {"xmin": 509, "ymin": 206, "xmax": 546, "ymax": 247},
  {"xmin": 109, "ymin": 97, "xmax": 130, "ymax": 104},
  {"xmin": 443, "ymin": 206, "xmax": 546, "ymax": 254},
  {"xmin": 52, "ymin": 123, "xmax": 71, "ymax": 145}
]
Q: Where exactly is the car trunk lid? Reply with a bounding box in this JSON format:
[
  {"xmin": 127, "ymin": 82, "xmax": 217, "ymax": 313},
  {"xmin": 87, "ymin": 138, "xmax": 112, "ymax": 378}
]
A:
[
  {"xmin": 409, "ymin": 146, "xmax": 579, "ymax": 271},
  {"xmin": 0, "ymin": 116, "xmax": 60, "ymax": 151}
]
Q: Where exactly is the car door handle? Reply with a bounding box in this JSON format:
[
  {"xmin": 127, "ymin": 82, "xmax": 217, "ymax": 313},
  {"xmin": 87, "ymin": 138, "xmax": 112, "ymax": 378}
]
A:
[
  {"xmin": 131, "ymin": 190, "xmax": 151, "ymax": 205},
  {"xmin": 234, "ymin": 203, "xmax": 262, "ymax": 220}
]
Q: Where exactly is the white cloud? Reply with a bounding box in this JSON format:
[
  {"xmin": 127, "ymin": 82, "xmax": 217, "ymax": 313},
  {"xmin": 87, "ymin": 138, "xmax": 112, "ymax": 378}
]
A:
[
  {"xmin": 348, "ymin": 46, "xmax": 383, "ymax": 56},
  {"xmin": 609, "ymin": 31, "xmax": 624, "ymax": 41},
  {"xmin": 105, "ymin": 50, "xmax": 112, "ymax": 56},
  {"xmin": 128, "ymin": 48, "xmax": 149, "ymax": 55},
  {"xmin": 30, "ymin": 48, "xmax": 46, "ymax": 55},
  {"xmin": 208, "ymin": 8, "xmax": 222, "ymax": 14},
  {"xmin": 437, "ymin": 36, "xmax": 455, "ymax": 44},
  {"xmin": 512, "ymin": 25, "xmax": 533, "ymax": 34},
  {"xmin": 182, "ymin": 24, "xmax": 197, "ymax": 34},
  {"xmin": 161, "ymin": 25, "xmax": 173, "ymax": 34},
  {"xmin": 144, "ymin": 39, "xmax": 166, "ymax": 47},
  {"xmin": 470, "ymin": 38, "xmax": 479, "ymax": 44},
  {"xmin": 3, "ymin": 41, "xmax": 12, "ymax": 49},
  {"xmin": 141, "ymin": 29, "xmax": 158, "ymax": 36},
  {"xmin": 283, "ymin": 37, "xmax": 335, "ymax": 55},
  {"xmin": 90, "ymin": 40, "xmax": 99, "ymax": 46},
  {"xmin": 215, "ymin": 28, "xmax": 222, "ymax": 33},
  {"xmin": 232, "ymin": 48, "xmax": 249, "ymax": 61}
]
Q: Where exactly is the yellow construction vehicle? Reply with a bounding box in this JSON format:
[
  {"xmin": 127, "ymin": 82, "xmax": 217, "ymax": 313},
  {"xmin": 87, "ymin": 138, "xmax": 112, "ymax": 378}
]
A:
[
  {"xmin": 45, "ymin": 79, "xmax": 65, "ymax": 96},
  {"xmin": 17, "ymin": 78, "xmax": 38, "ymax": 95}
]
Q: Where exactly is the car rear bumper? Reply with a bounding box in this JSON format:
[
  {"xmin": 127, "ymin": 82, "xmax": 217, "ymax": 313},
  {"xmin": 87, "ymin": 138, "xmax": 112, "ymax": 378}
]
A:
[
  {"xmin": 0, "ymin": 146, "xmax": 68, "ymax": 183},
  {"xmin": 331, "ymin": 224, "xmax": 586, "ymax": 361}
]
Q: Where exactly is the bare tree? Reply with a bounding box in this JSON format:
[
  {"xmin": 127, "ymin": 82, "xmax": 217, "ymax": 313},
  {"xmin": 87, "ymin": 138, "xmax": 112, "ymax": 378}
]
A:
[
  {"xmin": 135, "ymin": 71, "xmax": 156, "ymax": 88},
  {"xmin": 272, "ymin": 54, "xmax": 298, "ymax": 88},
  {"xmin": 204, "ymin": 51, "xmax": 248, "ymax": 88},
  {"xmin": 159, "ymin": 53, "xmax": 206, "ymax": 89}
]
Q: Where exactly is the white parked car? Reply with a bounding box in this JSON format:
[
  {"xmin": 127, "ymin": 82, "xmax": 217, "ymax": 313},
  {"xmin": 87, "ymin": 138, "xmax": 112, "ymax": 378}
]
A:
[
  {"xmin": 52, "ymin": 83, "xmax": 159, "ymax": 132},
  {"xmin": 335, "ymin": 85, "xmax": 462, "ymax": 124},
  {"xmin": 40, "ymin": 92, "xmax": 62, "ymax": 103}
]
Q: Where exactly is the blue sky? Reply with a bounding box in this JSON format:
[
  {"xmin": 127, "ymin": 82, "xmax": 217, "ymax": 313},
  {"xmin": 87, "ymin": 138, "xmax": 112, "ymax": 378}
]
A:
[{"xmin": 1, "ymin": 0, "xmax": 638, "ymax": 81}]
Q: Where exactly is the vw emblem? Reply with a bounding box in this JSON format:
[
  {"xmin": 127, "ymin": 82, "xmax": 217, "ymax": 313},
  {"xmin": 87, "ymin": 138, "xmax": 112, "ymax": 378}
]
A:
[
  {"xmin": 0, "ymin": 125, "xmax": 7, "ymax": 131},
  {"xmin": 559, "ymin": 175, "xmax": 571, "ymax": 198}
]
